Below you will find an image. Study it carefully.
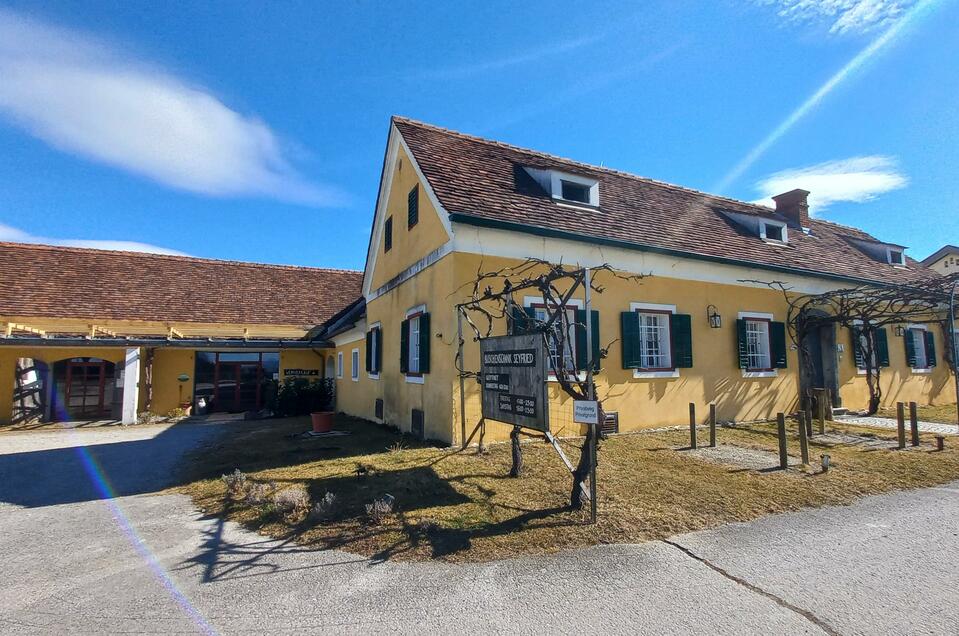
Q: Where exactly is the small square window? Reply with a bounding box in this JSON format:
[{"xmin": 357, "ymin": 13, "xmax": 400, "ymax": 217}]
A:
[
  {"xmin": 560, "ymin": 180, "xmax": 590, "ymax": 204},
  {"xmin": 888, "ymin": 249, "xmax": 904, "ymax": 265},
  {"xmin": 384, "ymin": 216, "xmax": 393, "ymax": 252},
  {"xmin": 764, "ymin": 223, "xmax": 784, "ymax": 242}
]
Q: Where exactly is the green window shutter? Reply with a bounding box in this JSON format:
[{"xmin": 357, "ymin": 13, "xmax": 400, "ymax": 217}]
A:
[
  {"xmin": 365, "ymin": 330, "xmax": 373, "ymax": 373},
  {"xmin": 574, "ymin": 309, "xmax": 600, "ymax": 371},
  {"xmin": 375, "ymin": 327, "xmax": 383, "ymax": 372},
  {"xmin": 419, "ymin": 312, "xmax": 431, "ymax": 373},
  {"xmin": 876, "ymin": 328, "xmax": 890, "ymax": 367},
  {"xmin": 925, "ymin": 330, "xmax": 937, "ymax": 367},
  {"xmin": 736, "ymin": 319, "xmax": 749, "ymax": 369},
  {"xmin": 904, "ymin": 329, "xmax": 918, "ymax": 368},
  {"xmin": 770, "ymin": 321, "xmax": 788, "ymax": 369},
  {"xmin": 509, "ymin": 305, "xmax": 537, "ymax": 334},
  {"xmin": 384, "ymin": 216, "xmax": 393, "ymax": 252},
  {"xmin": 620, "ymin": 311, "xmax": 641, "ymax": 369},
  {"xmin": 399, "ymin": 318, "xmax": 409, "ymax": 373},
  {"xmin": 669, "ymin": 313, "xmax": 693, "ymax": 368},
  {"xmin": 850, "ymin": 326, "xmax": 865, "ymax": 368}
]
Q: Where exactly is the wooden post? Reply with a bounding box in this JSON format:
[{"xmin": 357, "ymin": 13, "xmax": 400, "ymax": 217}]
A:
[
  {"xmin": 817, "ymin": 390, "xmax": 826, "ymax": 435},
  {"xmin": 689, "ymin": 403, "xmax": 697, "ymax": 449},
  {"xmin": 909, "ymin": 402, "xmax": 920, "ymax": 447},
  {"xmin": 709, "ymin": 403, "xmax": 717, "ymax": 448},
  {"xmin": 805, "ymin": 403, "xmax": 814, "ymax": 438},
  {"xmin": 777, "ymin": 413, "xmax": 788, "ymax": 470},
  {"xmin": 896, "ymin": 402, "xmax": 906, "ymax": 450},
  {"xmin": 797, "ymin": 411, "xmax": 810, "ymax": 465},
  {"xmin": 509, "ymin": 425, "xmax": 523, "ymax": 477}
]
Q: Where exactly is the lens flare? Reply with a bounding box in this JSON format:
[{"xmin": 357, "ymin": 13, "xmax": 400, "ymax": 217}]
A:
[{"xmin": 713, "ymin": 0, "xmax": 943, "ymax": 195}]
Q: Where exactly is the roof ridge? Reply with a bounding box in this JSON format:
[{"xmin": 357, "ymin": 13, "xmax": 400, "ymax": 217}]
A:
[
  {"xmin": 391, "ymin": 115, "xmax": 778, "ymax": 215},
  {"xmin": 0, "ymin": 241, "xmax": 363, "ymax": 275}
]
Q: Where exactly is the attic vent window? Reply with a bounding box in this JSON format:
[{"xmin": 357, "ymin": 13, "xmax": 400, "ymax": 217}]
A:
[
  {"xmin": 561, "ymin": 180, "xmax": 590, "ymax": 204},
  {"xmin": 888, "ymin": 248, "xmax": 905, "ymax": 266},
  {"xmin": 759, "ymin": 220, "xmax": 787, "ymax": 243}
]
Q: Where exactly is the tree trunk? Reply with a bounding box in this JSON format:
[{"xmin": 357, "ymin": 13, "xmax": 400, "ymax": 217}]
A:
[
  {"xmin": 570, "ymin": 420, "xmax": 597, "ymax": 509},
  {"xmin": 509, "ymin": 426, "xmax": 523, "ymax": 477}
]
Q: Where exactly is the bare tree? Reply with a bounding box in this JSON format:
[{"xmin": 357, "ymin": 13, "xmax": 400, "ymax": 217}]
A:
[
  {"xmin": 453, "ymin": 258, "xmax": 644, "ymax": 509},
  {"xmin": 749, "ymin": 273, "xmax": 959, "ymax": 415}
]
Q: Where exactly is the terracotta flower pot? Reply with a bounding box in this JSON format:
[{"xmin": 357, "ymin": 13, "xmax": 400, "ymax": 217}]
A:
[{"xmin": 311, "ymin": 411, "xmax": 334, "ymax": 433}]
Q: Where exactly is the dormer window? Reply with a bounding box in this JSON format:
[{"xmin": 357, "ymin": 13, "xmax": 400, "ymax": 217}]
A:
[
  {"xmin": 887, "ymin": 248, "xmax": 905, "ymax": 266},
  {"xmin": 759, "ymin": 220, "xmax": 787, "ymax": 243}
]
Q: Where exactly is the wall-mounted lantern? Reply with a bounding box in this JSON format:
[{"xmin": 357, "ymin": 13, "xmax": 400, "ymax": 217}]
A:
[
  {"xmin": 706, "ymin": 305, "xmax": 722, "ymax": 329},
  {"xmin": 894, "ymin": 325, "xmax": 905, "ymax": 337}
]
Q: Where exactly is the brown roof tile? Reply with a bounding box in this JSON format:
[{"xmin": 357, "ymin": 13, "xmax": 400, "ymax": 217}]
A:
[
  {"xmin": 394, "ymin": 117, "xmax": 938, "ymax": 286},
  {"xmin": 0, "ymin": 242, "xmax": 362, "ymax": 326}
]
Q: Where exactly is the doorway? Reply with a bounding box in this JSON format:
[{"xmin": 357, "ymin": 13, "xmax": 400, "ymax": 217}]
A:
[
  {"xmin": 195, "ymin": 352, "xmax": 279, "ymax": 413},
  {"xmin": 52, "ymin": 358, "xmax": 117, "ymax": 420},
  {"xmin": 800, "ymin": 321, "xmax": 840, "ymax": 410}
]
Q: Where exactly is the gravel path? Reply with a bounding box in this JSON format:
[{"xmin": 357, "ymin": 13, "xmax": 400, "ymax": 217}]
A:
[
  {"xmin": 2, "ymin": 421, "xmax": 958, "ymax": 634},
  {"xmin": 836, "ymin": 415, "xmax": 958, "ymax": 436}
]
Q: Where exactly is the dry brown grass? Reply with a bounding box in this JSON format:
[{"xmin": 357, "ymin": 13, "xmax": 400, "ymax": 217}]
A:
[
  {"xmin": 877, "ymin": 403, "xmax": 958, "ymax": 425},
  {"xmin": 178, "ymin": 415, "xmax": 959, "ymax": 563}
]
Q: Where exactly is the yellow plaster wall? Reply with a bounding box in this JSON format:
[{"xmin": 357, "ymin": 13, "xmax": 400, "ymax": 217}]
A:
[
  {"xmin": 279, "ymin": 349, "xmax": 327, "ymax": 380},
  {"xmin": 368, "ymin": 144, "xmax": 450, "ymax": 291},
  {"xmin": 837, "ymin": 328, "xmax": 956, "ymax": 410},
  {"xmin": 150, "ymin": 348, "xmax": 195, "ymax": 415},
  {"xmin": 334, "ymin": 254, "xmax": 457, "ymax": 442},
  {"xmin": 450, "ymin": 254, "xmax": 809, "ymax": 443}
]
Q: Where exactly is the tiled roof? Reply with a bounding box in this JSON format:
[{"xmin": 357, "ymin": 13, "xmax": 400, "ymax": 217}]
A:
[
  {"xmin": 0, "ymin": 242, "xmax": 363, "ymax": 326},
  {"xmin": 394, "ymin": 117, "xmax": 938, "ymax": 286}
]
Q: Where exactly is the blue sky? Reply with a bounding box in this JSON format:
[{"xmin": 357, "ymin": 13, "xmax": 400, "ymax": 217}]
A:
[{"xmin": 0, "ymin": 1, "xmax": 956, "ymax": 268}]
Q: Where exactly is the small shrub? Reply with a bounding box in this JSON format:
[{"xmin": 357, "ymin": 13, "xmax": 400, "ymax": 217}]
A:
[
  {"xmin": 387, "ymin": 440, "xmax": 407, "ymax": 453},
  {"xmin": 221, "ymin": 469, "xmax": 248, "ymax": 497},
  {"xmin": 273, "ymin": 486, "xmax": 311, "ymax": 521},
  {"xmin": 245, "ymin": 481, "xmax": 277, "ymax": 506},
  {"xmin": 309, "ymin": 491, "xmax": 339, "ymax": 522},
  {"xmin": 365, "ymin": 494, "xmax": 395, "ymax": 525}
]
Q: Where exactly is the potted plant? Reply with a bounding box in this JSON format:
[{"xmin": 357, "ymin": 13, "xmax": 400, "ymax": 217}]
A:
[{"xmin": 308, "ymin": 379, "xmax": 335, "ymax": 433}]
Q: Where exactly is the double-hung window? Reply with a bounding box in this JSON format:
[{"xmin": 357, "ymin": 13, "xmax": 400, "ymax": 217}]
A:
[
  {"xmin": 637, "ymin": 311, "xmax": 672, "ymax": 370},
  {"xmin": 401, "ymin": 306, "xmax": 430, "ymax": 383},
  {"xmin": 737, "ymin": 313, "xmax": 787, "ymax": 376},
  {"xmin": 906, "ymin": 326, "xmax": 936, "ymax": 372},
  {"xmin": 409, "ymin": 314, "xmax": 421, "ymax": 373},
  {"xmin": 336, "ymin": 351, "xmax": 344, "ymax": 379},
  {"xmin": 744, "ymin": 319, "xmax": 771, "ymax": 370},
  {"xmin": 532, "ymin": 303, "xmax": 577, "ymax": 376}
]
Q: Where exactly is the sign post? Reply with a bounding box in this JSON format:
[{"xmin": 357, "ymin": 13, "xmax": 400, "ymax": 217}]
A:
[{"xmin": 584, "ymin": 267, "xmax": 598, "ymax": 524}]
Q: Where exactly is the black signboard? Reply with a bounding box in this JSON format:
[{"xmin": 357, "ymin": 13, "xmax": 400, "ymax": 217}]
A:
[{"xmin": 479, "ymin": 333, "xmax": 549, "ymax": 432}]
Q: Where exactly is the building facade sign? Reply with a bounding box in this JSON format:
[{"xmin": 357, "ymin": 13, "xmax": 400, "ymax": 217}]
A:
[{"xmin": 480, "ymin": 333, "xmax": 549, "ymax": 432}]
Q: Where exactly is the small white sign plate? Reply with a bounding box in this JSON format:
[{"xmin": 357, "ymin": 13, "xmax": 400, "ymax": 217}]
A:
[{"xmin": 573, "ymin": 400, "xmax": 599, "ymax": 425}]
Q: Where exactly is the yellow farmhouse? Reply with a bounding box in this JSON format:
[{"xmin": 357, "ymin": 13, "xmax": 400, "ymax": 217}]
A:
[
  {"xmin": 1, "ymin": 117, "xmax": 954, "ymax": 444},
  {"xmin": 318, "ymin": 118, "xmax": 955, "ymax": 444}
]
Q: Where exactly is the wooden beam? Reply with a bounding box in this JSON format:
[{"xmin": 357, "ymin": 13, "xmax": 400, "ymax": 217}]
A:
[
  {"xmin": 3, "ymin": 322, "xmax": 46, "ymax": 337},
  {"xmin": 168, "ymin": 327, "xmax": 184, "ymax": 339},
  {"xmin": 88, "ymin": 325, "xmax": 118, "ymax": 338}
]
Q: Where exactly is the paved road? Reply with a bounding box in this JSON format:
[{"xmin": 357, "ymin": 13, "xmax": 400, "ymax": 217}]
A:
[{"xmin": 1, "ymin": 422, "xmax": 957, "ymax": 635}]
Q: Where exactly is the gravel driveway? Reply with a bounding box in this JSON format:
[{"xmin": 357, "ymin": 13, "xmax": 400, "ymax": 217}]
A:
[{"xmin": 1, "ymin": 421, "xmax": 957, "ymax": 635}]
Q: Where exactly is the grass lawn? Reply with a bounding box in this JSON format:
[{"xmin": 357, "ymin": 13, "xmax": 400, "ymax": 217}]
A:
[
  {"xmin": 877, "ymin": 403, "xmax": 958, "ymax": 425},
  {"xmin": 178, "ymin": 414, "xmax": 959, "ymax": 563}
]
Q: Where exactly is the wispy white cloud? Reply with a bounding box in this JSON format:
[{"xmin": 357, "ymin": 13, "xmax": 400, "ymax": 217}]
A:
[
  {"xmin": 0, "ymin": 8, "xmax": 345, "ymax": 206},
  {"xmin": 757, "ymin": 0, "xmax": 919, "ymax": 34},
  {"xmin": 0, "ymin": 222, "xmax": 188, "ymax": 255},
  {"xmin": 753, "ymin": 155, "xmax": 908, "ymax": 214}
]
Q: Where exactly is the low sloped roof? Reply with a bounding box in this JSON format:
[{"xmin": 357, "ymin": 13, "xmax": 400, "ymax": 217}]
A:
[
  {"xmin": 394, "ymin": 117, "xmax": 937, "ymax": 286},
  {"xmin": 0, "ymin": 242, "xmax": 363, "ymax": 326}
]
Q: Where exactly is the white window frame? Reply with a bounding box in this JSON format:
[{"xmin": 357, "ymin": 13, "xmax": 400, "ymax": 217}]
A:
[
  {"xmin": 336, "ymin": 351, "xmax": 344, "ymax": 379},
  {"xmin": 907, "ymin": 323, "xmax": 931, "ymax": 373},
  {"xmin": 887, "ymin": 248, "xmax": 905, "ymax": 266},
  {"xmin": 405, "ymin": 304, "xmax": 426, "ymax": 384},
  {"xmin": 549, "ymin": 171, "xmax": 599, "ymax": 207},
  {"xmin": 630, "ymin": 302, "xmax": 679, "ymax": 379},
  {"xmin": 739, "ymin": 311, "xmax": 777, "ymax": 378},
  {"xmin": 368, "ymin": 321, "xmax": 381, "ymax": 380},
  {"xmin": 351, "ymin": 348, "xmax": 360, "ymax": 382},
  {"xmin": 759, "ymin": 220, "xmax": 788, "ymax": 243},
  {"xmin": 524, "ymin": 296, "xmax": 584, "ymax": 382}
]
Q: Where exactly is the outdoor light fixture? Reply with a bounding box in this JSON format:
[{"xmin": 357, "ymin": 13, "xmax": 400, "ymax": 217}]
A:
[
  {"xmin": 894, "ymin": 326, "xmax": 905, "ymax": 337},
  {"xmin": 706, "ymin": 305, "xmax": 722, "ymax": 329}
]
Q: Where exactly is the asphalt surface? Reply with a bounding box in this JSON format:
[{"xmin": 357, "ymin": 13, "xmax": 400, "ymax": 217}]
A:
[{"xmin": 1, "ymin": 421, "xmax": 957, "ymax": 635}]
